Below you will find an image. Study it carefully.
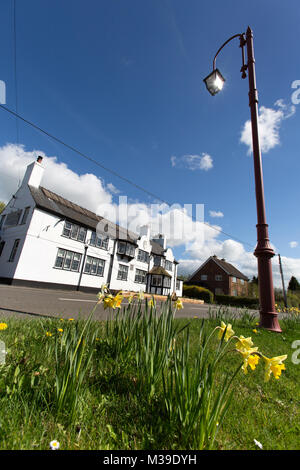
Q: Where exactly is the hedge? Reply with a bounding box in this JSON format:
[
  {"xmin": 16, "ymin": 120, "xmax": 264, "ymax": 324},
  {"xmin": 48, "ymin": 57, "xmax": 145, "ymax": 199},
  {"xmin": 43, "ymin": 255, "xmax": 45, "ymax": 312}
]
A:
[
  {"xmin": 215, "ymin": 294, "xmax": 259, "ymax": 309},
  {"xmin": 182, "ymin": 285, "xmax": 214, "ymax": 304}
]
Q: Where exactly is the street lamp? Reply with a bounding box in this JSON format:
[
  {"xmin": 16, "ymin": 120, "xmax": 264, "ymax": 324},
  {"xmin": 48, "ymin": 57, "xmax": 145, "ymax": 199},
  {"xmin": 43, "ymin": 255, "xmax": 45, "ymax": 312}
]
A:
[{"xmin": 204, "ymin": 26, "xmax": 282, "ymax": 332}]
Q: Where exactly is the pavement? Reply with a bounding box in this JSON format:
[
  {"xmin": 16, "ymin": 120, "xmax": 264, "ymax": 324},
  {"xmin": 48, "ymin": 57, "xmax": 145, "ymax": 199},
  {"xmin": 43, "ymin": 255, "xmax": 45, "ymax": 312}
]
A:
[{"xmin": 0, "ymin": 284, "xmax": 260, "ymax": 322}]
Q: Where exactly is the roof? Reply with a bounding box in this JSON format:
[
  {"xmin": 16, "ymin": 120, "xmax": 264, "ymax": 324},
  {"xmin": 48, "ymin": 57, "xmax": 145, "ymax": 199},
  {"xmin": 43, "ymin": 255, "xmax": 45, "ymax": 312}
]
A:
[
  {"xmin": 148, "ymin": 266, "xmax": 172, "ymax": 278},
  {"xmin": 189, "ymin": 256, "xmax": 248, "ymax": 282},
  {"xmin": 28, "ymin": 185, "xmax": 177, "ymax": 263},
  {"xmin": 28, "ymin": 185, "xmax": 138, "ymax": 243}
]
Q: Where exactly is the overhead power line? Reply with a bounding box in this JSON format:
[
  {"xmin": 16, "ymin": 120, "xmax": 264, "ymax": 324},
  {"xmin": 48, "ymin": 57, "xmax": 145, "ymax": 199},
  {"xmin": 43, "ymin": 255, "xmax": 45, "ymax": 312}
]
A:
[{"xmin": 0, "ymin": 103, "xmax": 254, "ymax": 249}]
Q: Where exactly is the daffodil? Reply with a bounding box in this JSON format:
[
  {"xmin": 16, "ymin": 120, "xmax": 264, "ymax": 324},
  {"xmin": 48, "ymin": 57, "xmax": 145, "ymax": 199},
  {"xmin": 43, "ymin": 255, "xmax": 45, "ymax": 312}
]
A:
[
  {"xmin": 57, "ymin": 328, "xmax": 63, "ymax": 333},
  {"xmin": 252, "ymin": 329, "xmax": 258, "ymax": 334},
  {"xmin": 103, "ymin": 293, "xmax": 123, "ymax": 309},
  {"xmin": 217, "ymin": 321, "xmax": 234, "ymax": 342},
  {"xmin": 235, "ymin": 335, "xmax": 254, "ymax": 350},
  {"xmin": 0, "ymin": 323, "xmax": 8, "ymax": 331},
  {"xmin": 262, "ymin": 354, "xmax": 287, "ymax": 381},
  {"xmin": 174, "ymin": 299, "xmax": 183, "ymax": 310},
  {"xmin": 128, "ymin": 294, "xmax": 134, "ymax": 304},
  {"xmin": 46, "ymin": 331, "xmax": 52, "ymax": 337},
  {"xmin": 236, "ymin": 346, "xmax": 259, "ymax": 374},
  {"xmin": 68, "ymin": 318, "xmax": 74, "ymax": 321}
]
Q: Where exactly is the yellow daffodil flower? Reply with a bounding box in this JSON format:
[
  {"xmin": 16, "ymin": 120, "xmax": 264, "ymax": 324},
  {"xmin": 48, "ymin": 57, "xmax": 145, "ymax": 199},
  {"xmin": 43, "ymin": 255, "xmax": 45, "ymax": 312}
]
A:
[
  {"xmin": 252, "ymin": 329, "xmax": 258, "ymax": 334},
  {"xmin": 218, "ymin": 321, "xmax": 234, "ymax": 342},
  {"xmin": 235, "ymin": 335, "xmax": 254, "ymax": 350},
  {"xmin": 236, "ymin": 346, "xmax": 259, "ymax": 374},
  {"xmin": 103, "ymin": 293, "xmax": 123, "ymax": 309},
  {"xmin": 128, "ymin": 295, "xmax": 134, "ymax": 304},
  {"xmin": 68, "ymin": 318, "xmax": 74, "ymax": 321},
  {"xmin": 46, "ymin": 331, "xmax": 53, "ymax": 337},
  {"xmin": 57, "ymin": 328, "xmax": 63, "ymax": 333},
  {"xmin": 174, "ymin": 299, "xmax": 183, "ymax": 310},
  {"xmin": 0, "ymin": 322, "xmax": 8, "ymax": 331},
  {"xmin": 262, "ymin": 355, "xmax": 287, "ymax": 381}
]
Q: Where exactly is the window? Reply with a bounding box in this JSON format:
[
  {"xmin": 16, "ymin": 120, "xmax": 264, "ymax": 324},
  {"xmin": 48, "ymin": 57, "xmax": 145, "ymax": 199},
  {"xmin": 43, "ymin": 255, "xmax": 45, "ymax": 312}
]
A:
[
  {"xmin": 176, "ymin": 280, "xmax": 181, "ymax": 290},
  {"xmin": 232, "ymin": 289, "xmax": 238, "ymax": 296},
  {"xmin": 117, "ymin": 264, "xmax": 129, "ymax": 281},
  {"xmin": 0, "ymin": 241, "xmax": 5, "ymax": 257},
  {"xmin": 163, "ymin": 277, "xmax": 171, "ymax": 288},
  {"xmin": 240, "ymin": 279, "xmax": 245, "ymax": 285},
  {"xmin": 151, "ymin": 275, "xmax": 162, "ymax": 286},
  {"xmin": 62, "ymin": 221, "xmax": 87, "ymax": 243},
  {"xmin": 117, "ymin": 241, "xmax": 135, "ymax": 258},
  {"xmin": 215, "ymin": 288, "xmax": 223, "ymax": 295},
  {"xmin": 54, "ymin": 248, "xmax": 82, "ymax": 272},
  {"xmin": 201, "ymin": 274, "xmax": 208, "ymax": 281},
  {"xmin": 5, "ymin": 210, "xmax": 22, "ymax": 227},
  {"xmin": 8, "ymin": 239, "xmax": 20, "ymax": 262},
  {"xmin": 215, "ymin": 274, "xmax": 222, "ymax": 281},
  {"xmin": 232, "ymin": 277, "xmax": 237, "ymax": 283},
  {"xmin": 137, "ymin": 249, "xmax": 150, "ymax": 264},
  {"xmin": 165, "ymin": 260, "xmax": 173, "ymax": 271},
  {"xmin": 89, "ymin": 231, "xmax": 109, "ymax": 250},
  {"xmin": 84, "ymin": 256, "xmax": 105, "ymax": 276},
  {"xmin": 20, "ymin": 207, "xmax": 30, "ymax": 225},
  {"xmin": 154, "ymin": 256, "xmax": 165, "ymax": 268},
  {"xmin": 135, "ymin": 268, "xmax": 147, "ymax": 284}
]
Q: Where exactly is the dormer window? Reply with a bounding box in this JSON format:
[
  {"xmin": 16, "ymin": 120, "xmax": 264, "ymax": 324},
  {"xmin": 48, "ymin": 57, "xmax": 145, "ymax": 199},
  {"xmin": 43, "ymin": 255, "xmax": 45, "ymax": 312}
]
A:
[
  {"xmin": 117, "ymin": 241, "xmax": 136, "ymax": 258},
  {"xmin": 153, "ymin": 255, "xmax": 165, "ymax": 268}
]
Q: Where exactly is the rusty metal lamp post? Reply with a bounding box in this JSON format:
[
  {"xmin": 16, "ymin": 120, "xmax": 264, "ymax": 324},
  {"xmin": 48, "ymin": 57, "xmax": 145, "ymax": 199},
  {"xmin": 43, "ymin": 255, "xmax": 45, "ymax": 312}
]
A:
[{"xmin": 204, "ymin": 26, "xmax": 281, "ymax": 332}]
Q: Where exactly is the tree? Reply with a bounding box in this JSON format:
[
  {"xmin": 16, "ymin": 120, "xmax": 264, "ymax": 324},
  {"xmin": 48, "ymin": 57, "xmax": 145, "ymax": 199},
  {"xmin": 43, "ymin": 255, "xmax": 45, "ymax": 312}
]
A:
[
  {"xmin": 288, "ymin": 276, "xmax": 300, "ymax": 291},
  {"xmin": 0, "ymin": 202, "xmax": 5, "ymax": 214}
]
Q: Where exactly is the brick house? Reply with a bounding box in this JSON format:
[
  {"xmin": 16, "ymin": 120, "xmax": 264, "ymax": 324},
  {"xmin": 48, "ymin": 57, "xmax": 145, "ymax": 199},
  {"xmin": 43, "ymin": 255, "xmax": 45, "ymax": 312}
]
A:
[{"xmin": 187, "ymin": 255, "xmax": 249, "ymax": 297}]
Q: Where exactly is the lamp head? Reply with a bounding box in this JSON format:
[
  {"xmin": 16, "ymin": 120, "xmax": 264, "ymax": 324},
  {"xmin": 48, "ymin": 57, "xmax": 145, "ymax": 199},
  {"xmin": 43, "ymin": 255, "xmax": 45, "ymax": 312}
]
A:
[{"xmin": 203, "ymin": 68, "xmax": 225, "ymax": 96}]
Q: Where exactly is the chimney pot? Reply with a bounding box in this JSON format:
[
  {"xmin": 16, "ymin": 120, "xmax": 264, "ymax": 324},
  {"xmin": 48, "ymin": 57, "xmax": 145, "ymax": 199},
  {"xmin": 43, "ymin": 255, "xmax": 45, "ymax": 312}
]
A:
[{"xmin": 37, "ymin": 156, "xmax": 43, "ymax": 163}]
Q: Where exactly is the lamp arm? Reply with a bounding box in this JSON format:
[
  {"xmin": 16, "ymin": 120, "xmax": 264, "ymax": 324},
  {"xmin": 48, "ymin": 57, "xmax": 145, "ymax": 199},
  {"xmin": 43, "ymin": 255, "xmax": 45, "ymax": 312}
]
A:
[{"xmin": 213, "ymin": 33, "xmax": 245, "ymax": 71}]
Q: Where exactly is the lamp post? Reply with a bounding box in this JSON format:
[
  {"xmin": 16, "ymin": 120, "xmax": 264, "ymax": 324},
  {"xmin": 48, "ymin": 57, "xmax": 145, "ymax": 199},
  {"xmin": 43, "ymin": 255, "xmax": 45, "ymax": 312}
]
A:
[{"xmin": 204, "ymin": 26, "xmax": 281, "ymax": 332}]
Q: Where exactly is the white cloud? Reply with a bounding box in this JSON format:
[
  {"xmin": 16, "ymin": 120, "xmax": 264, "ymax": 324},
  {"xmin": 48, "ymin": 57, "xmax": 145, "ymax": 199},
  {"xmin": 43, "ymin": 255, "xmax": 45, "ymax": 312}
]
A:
[
  {"xmin": 171, "ymin": 153, "xmax": 213, "ymax": 171},
  {"xmin": 290, "ymin": 241, "xmax": 298, "ymax": 248},
  {"xmin": 240, "ymin": 100, "xmax": 296, "ymax": 154},
  {"xmin": 209, "ymin": 210, "xmax": 224, "ymax": 218},
  {"xmin": 0, "ymin": 143, "xmax": 113, "ymax": 212}
]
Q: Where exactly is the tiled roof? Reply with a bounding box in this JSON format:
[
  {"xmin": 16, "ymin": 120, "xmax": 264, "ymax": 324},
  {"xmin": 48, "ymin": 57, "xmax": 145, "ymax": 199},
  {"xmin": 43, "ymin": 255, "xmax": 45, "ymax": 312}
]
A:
[
  {"xmin": 29, "ymin": 185, "xmax": 138, "ymax": 243},
  {"xmin": 148, "ymin": 266, "xmax": 172, "ymax": 278},
  {"xmin": 212, "ymin": 257, "xmax": 248, "ymax": 281},
  {"xmin": 189, "ymin": 255, "xmax": 248, "ymax": 282}
]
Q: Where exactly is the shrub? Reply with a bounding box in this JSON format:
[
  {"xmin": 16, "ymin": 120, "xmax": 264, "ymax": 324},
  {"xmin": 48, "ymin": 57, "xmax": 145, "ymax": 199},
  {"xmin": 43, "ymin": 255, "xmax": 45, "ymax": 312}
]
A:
[
  {"xmin": 183, "ymin": 285, "xmax": 214, "ymax": 304},
  {"xmin": 215, "ymin": 294, "xmax": 259, "ymax": 309}
]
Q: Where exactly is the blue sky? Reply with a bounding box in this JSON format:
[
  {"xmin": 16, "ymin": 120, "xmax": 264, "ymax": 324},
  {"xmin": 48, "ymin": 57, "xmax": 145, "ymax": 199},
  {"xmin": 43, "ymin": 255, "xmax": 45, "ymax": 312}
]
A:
[{"xmin": 0, "ymin": 0, "xmax": 300, "ymax": 285}]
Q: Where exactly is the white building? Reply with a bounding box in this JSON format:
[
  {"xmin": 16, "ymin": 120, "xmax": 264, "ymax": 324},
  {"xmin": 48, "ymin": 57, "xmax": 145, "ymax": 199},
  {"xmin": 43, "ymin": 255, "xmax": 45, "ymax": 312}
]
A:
[{"xmin": 0, "ymin": 157, "xmax": 183, "ymax": 297}]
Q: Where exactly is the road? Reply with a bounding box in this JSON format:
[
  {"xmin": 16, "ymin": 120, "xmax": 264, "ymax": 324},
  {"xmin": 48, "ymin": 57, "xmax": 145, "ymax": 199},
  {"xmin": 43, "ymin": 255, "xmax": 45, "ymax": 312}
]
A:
[{"xmin": 0, "ymin": 284, "xmax": 260, "ymax": 321}]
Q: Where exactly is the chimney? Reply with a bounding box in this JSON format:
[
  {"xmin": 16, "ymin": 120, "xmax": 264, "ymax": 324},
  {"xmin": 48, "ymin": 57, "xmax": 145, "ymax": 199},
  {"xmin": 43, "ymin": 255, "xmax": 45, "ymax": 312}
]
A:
[
  {"xmin": 152, "ymin": 233, "xmax": 167, "ymax": 250},
  {"xmin": 21, "ymin": 156, "xmax": 45, "ymax": 189}
]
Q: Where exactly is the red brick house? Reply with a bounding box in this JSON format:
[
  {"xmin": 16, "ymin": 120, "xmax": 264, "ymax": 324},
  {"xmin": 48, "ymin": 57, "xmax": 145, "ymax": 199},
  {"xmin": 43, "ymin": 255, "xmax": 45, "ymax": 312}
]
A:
[{"xmin": 187, "ymin": 255, "xmax": 249, "ymax": 297}]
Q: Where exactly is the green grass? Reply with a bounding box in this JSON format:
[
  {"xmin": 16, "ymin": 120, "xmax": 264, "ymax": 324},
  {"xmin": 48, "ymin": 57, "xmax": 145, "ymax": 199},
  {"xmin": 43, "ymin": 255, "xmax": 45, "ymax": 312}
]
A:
[{"xmin": 0, "ymin": 303, "xmax": 299, "ymax": 450}]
